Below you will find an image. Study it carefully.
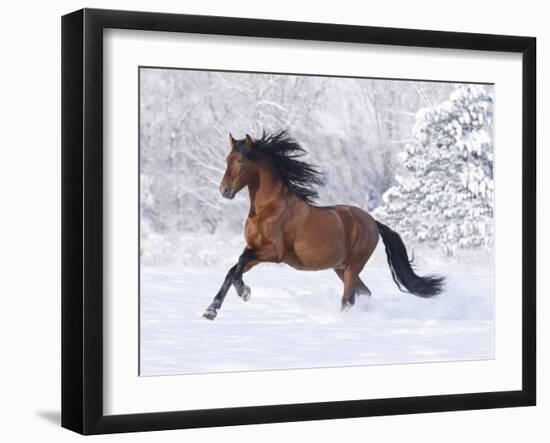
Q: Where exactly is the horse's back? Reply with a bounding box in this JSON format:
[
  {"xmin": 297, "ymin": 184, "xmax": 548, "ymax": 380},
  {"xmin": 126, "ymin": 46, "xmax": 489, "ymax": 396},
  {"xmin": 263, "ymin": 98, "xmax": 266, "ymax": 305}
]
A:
[{"xmin": 318, "ymin": 204, "xmax": 378, "ymax": 233}]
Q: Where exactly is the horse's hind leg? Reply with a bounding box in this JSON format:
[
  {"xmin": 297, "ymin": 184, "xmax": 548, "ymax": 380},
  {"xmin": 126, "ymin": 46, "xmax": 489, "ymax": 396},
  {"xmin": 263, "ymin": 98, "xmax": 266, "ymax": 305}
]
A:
[
  {"xmin": 339, "ymin": 266, "xmax": 361, "ymax": 310},
  {"xmin": 334, "ymin": 269, "xmax": 371, "ymax": 300},
  {"xmin": 355, "ymin": 278, "xmax": 372, "ymax": 297},
  {"xmin": 334, "ymin": 269, "xmax": 355, "ymax": 305}
]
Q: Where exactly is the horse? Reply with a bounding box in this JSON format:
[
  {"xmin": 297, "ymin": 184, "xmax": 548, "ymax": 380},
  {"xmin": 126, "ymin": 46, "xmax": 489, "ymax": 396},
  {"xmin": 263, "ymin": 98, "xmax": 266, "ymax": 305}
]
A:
[{"xmin": 203, "ymin": 131, "xmax": 444, "ymax": 320}]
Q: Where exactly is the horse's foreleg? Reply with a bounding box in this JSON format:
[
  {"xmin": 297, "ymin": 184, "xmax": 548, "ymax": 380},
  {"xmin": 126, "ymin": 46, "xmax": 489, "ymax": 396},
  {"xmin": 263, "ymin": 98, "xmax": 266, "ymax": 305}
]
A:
[
  {"xmin": 232, "ymin": 241, "xmax": 283, "ymax": 299},
  {"xmin": 204, "ymin": 244, "xmax": 281, "ymax": 320},
  {"xmin": 232, "ymin": 250, "xmax": 258, "ymax": 301},
  {"xmin": 232, "ymin": 275, "xmax": 251, "ymax": 301},
  {"xmin": 203, "ymin": 264, "xmax": 237, "ymax": 320},
  {"xmin": 203, "ymin": 250, "xmax": 257, "ymax": 320}
]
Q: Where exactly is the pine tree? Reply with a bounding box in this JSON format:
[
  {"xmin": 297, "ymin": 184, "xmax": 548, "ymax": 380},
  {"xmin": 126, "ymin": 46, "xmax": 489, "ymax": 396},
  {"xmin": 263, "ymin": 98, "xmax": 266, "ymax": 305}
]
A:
[{"xmin": 374, "ymin": 85, "xmax": 494, "ymax": 256}]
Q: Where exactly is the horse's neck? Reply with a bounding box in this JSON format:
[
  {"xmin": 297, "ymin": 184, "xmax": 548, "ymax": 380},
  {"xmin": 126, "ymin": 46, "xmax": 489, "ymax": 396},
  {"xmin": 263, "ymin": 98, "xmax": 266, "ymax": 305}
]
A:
[{"xmin": 248, "ymin": 166, "xmax": 286, "ymax": 216}]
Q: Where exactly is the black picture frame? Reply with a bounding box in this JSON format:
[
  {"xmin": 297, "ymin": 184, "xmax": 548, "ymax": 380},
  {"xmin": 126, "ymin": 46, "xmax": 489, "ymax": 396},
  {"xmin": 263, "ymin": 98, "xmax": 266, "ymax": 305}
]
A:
[{"xmin": 61, "ymin": 8, "xmax": 536, "ymax": 435}]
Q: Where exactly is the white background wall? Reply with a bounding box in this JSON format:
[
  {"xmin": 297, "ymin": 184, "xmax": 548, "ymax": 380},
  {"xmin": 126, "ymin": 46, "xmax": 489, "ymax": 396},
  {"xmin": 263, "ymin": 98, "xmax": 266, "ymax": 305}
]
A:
[{"xmin": 0, "ymin": 0, "xmax": 546, "ymax": 441}]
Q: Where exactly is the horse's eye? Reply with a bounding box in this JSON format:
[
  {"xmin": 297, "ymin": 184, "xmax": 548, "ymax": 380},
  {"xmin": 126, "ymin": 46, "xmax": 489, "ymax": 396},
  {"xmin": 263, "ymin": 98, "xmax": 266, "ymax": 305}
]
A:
[{"xmin": 237, "ymin": 159, "xmax": 244, "ymax": 164}]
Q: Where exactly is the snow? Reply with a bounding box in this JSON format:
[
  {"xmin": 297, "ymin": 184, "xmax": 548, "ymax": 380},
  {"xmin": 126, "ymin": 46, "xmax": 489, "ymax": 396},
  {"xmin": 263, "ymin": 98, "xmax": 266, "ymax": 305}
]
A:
[
  {"xmin": 138, "ymin": 72, "xmax": 495, "ymax": 377},
  {"xmin": 140, "ymin": 243, "xmax": 494, "ymax": 376}
]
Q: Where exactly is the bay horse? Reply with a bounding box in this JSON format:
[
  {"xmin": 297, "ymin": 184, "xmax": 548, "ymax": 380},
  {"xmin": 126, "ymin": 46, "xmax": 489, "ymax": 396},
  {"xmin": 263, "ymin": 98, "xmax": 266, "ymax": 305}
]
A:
[{"xmin": 203, "ymin": 131, "xmax": 444, "ymax": 320}]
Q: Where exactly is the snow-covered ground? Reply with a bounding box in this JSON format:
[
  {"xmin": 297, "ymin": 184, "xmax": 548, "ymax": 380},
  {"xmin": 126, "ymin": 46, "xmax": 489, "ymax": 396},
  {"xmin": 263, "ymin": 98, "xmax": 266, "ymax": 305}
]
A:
[{"xmin": 140, "ymin": 243, "xmax": 494, "ymax": 376}]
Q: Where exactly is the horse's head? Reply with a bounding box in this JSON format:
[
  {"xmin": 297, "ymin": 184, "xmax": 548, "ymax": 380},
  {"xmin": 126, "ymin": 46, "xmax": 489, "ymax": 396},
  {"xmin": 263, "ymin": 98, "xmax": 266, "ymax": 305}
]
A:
[{"xmin": 220, "ymin": 134, "xmax": 257, "ymax": 199}]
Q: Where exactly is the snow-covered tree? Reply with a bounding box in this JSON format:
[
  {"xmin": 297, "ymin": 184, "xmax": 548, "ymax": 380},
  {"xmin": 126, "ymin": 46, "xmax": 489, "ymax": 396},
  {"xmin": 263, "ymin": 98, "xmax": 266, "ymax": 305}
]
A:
[{"xmin": 374, "ymin": 85, "xmax": 494, "ymax": 256}]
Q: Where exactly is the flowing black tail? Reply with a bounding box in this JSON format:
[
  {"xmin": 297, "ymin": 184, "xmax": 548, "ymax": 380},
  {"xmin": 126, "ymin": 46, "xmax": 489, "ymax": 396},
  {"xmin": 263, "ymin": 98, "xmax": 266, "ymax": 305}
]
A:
[{"xmin": 376, "ymin": 221, "xmax": 444, "ymax": 297}]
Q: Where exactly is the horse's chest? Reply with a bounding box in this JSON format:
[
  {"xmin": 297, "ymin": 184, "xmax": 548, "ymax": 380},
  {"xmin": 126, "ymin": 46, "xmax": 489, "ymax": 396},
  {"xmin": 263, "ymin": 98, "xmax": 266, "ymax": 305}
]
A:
[{"xmin": 244, "ymin": 217, "xmax": 262, "ymax": 247}]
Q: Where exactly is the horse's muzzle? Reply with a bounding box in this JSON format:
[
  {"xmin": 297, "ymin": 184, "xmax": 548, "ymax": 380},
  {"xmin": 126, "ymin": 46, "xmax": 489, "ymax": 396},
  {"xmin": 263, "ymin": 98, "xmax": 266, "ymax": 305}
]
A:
[{"xmin": 220, "ymin": 186, "xmax": 236, "ymax": 199}]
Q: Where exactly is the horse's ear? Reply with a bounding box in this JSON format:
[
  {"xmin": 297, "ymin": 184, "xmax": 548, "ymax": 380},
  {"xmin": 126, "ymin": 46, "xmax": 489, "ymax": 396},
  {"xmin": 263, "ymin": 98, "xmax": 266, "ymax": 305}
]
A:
[
  {"xmin": 229, "ymin": 133, "xmax": 237, "ymax": 148},
  {"xmin": 245, "ymin": 134, "xmax": 253, "ymax": 147}
]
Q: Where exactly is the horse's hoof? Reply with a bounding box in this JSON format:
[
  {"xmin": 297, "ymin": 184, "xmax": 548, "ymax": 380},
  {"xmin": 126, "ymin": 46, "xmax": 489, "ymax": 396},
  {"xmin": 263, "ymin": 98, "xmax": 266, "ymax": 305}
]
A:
[
  {"xmin": 203, "ymin": 308, "xmax": 217, "ymax": 320},
  {"xmin": 241, "ymin": 285, "xmax": 251, "ymax": 302},
  {"xmin": 341, "ymin": 302, "xmax": 353, "ymax": 312}
]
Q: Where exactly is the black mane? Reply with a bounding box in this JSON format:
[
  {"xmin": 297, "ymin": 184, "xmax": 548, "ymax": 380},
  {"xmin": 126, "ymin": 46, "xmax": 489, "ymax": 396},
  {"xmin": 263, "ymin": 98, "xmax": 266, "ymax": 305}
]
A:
[{"xmin": 234, "ymin": 130, "xmax": 324, "ymax": 203}]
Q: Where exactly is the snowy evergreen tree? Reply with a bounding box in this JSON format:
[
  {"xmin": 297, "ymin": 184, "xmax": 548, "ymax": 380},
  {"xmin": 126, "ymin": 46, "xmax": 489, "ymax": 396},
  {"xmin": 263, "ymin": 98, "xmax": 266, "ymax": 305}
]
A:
[{"xmin": 374, "ymin": 85, "xmax": 494, "ymax": 256}]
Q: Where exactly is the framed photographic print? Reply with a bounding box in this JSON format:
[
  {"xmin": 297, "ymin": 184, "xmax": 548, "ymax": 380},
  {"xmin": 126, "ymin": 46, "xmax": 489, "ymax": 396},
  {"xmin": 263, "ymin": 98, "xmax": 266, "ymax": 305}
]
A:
[{"xmin": 61, "ymin": 8, "xmax": 536, "ymax": 435}]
